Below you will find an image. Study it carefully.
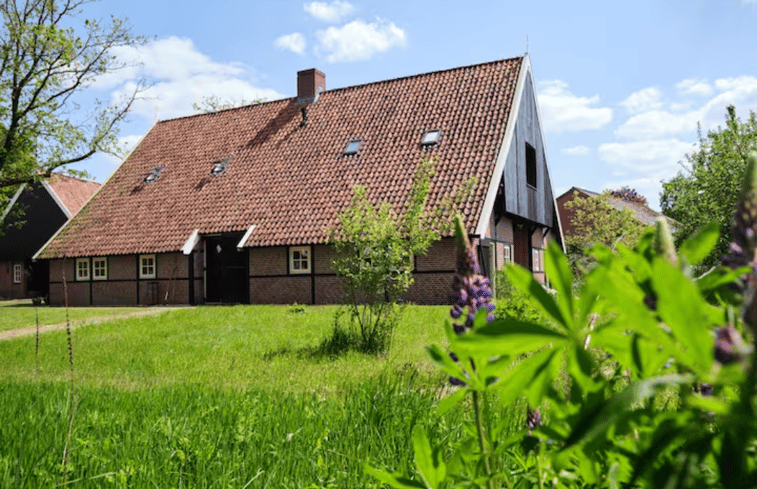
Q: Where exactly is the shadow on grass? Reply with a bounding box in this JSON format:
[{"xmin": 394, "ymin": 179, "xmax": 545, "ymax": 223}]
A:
[{"xmin": 262, "ymin": 326, "xmax": 377, "ymax": 361}]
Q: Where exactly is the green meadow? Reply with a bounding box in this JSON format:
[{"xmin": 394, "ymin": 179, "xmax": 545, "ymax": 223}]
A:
[{"xmin": 0, "ymin": 304, "xmax": 523, "ymax": 487}]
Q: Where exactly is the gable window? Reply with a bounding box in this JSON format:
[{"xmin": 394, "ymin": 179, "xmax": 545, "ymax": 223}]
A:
[
  {"xmin": 76, "ymin": 258, "xmax": 90, "ymax": 281},
  {"xmin": 93, "ymin": 258, "xmax": 108, "ymax": 280},
  {"xmin": 526, "ymin": 143, "xmax": 537, "ymax": 188},
  {"xmin": 421, "ymin": 130, "xmax": 441, "ymax": 146},
  {"xmin": 139, "ymin": 254, "xmax": 156, "ymax": 279},
  {"xmin": 343, "ymin": 139, "xmax": 362, "ymax": 156},
  {"xmin": 13, "ymin": 263, "xmax": 22, "ymax": 284},
  {"xmin": 290, "ymin": 246, "xmax": 311, "ymax": 274}
]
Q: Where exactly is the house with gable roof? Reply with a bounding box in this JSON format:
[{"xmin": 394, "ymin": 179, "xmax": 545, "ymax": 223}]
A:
[
  {"xmin": 556, "ymin": 186, "xmax": 679, "ymax": 240},
  {"xmin": 36, "ymin": 55, "xmax": 563, "ymax": 306},
  {"xmin": 0, "ymin": 174, "xmax": 100, "ymax": 299}
]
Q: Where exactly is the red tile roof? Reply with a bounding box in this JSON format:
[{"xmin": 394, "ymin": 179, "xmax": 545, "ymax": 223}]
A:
[
  {"xmin": 38, "ymin": 57, "xmax": 523, "ymax": 259},
  {"xmin": 46, "ymin": 174, "xmax": 100, "ymax": 215}
]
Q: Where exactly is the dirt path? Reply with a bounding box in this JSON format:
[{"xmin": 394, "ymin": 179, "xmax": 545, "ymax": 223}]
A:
[{"xmin": 0, "ymin": 307, "xmax": 187, "ymax": 341}]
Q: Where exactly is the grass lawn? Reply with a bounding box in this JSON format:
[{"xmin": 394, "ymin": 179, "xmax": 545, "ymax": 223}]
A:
[
  {"xmin": 0, "ymin": 299, "xmax": 154, "ymax": 332},
  {"xmin": 0, "ymin": 304, "xmax": 490, "ymax": 488},
  {"xmin": 0, "ymin": 304, "xmax": 453, "ymax": 393}
]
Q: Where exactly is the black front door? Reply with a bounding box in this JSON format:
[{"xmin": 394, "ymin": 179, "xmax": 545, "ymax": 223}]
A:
[{"xmin": 205, "ymin": 234, "xmax": 248, "ymax": 304}]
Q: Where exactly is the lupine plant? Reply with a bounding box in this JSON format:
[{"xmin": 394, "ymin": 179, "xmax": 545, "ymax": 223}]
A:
[{"xmin": 369, "ymin": 153, "xmax": 757, "ymax": 487}]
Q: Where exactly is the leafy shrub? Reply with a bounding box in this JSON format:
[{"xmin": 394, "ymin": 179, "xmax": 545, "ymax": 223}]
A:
[{"xmin": 370, "ymin": 152, "xmax": 757, "ymax": 489}]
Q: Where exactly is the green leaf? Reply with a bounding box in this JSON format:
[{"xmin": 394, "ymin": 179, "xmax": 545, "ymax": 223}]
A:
[
  {"xmin": 495, "ymin": 348, "xmax": 562, "ymax": 407},
  {"xmin": 678, "ymin": 222, "xmax": 720, "ymax": 266},
  {"xmin": 506, "ymin": 264, "xmax": 567, "ymax": 328},
  {"xmin": 452, "ymin": 319, "xmax": 567, "ymax": 357},
  {"xmin": 564, "ymin": 373, "xmax": 694, "ymax": 447},
  {"xmin": 425, "ymin": 345, "xmax": 481, "ymax": 389},
  {"xmin": 412, "ymin": 425, "xmax": 445, "ymax": 488},
  {"xmin": 436, "ymin": 387, "xmax": 468, "ymax": 416},
  {"xmin": 364, "ymin": 465, "xmax": 427, "ymax": 489},
  {"xmin": 651, "ymin": 258, "xmax": 714, "ymax": 375},
  {"xmin": 544, "ymin": 241, "xmax": 575, "ymax": 328},
  {"xmin": 697, "ymin": 265, "xmax": 749, "ymax": 293}
]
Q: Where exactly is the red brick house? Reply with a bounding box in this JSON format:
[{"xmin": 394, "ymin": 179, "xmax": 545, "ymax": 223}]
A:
[
  {"xmin": 36, "ymin": 55, "xmax": 563, "ymax": 306},
  {"xmin": 556, "ymin": 186, "xmax": 678, "ymax": 239},
  {"xmin": 0, "ymin": 174, "xmax": 100, "ymax": 299}
]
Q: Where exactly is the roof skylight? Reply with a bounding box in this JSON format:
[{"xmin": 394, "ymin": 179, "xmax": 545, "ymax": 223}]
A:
[
  {"xmin": 344, "ymin": 138, "xmax": 362, "ymax": 156},
  {"xmin": 143, "ymin": 166, "xmax": 164, "ymax": 184},
  {"xmin": 211, "ymin": 158, "xmax": 230, "ymax": 175},
  {"xmin": 421, "ymin": 130, "xmax": 441, "ymax": 146}
]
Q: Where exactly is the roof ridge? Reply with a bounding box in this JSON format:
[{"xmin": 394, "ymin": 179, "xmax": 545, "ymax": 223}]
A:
[
  {"xmin": 48, "ymin": 172, "xmax": 100, "ymax": 186},
  {"xmin": 156, "ymin": 56, "xmax": 525, "ymax": 125}
]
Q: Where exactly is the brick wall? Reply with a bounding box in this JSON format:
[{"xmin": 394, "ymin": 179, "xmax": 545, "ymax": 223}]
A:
[
  {"xmin": 416, "ymin": 238, "xmax": 456, "ymax": 272},
  {"xmin": 313, "ymin": 245, "xmax": 336, "ymax": 274},
  {"xmin": 249, "ymin": 247, "xmax": 287, "ymax": 276},
  {"xmin": 93, "ymin": 281, "xmax": 137, "ymax": 306},
  {"xmin": 314, "ymin": 275, "xmax": 344, "ymax": 304},
  {"xmin": 0, "ymin": 261, "xmax": 25, "ymax": 299},
  {"xmin": 250, "ymin": 276, "xmax": 311, "ymax": 304}
]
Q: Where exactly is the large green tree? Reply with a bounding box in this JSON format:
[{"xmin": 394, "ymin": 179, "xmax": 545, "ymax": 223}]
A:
[
  {"xmin": 661, "ymin": 105, "xmax": 757, "ymax": 268},
  {"xmin": 0, "ymin": 0, "xmax": 146, "ymax": 193}
]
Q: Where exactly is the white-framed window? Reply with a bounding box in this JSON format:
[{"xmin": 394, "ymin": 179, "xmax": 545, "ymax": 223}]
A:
[
  {"xmin": 532, "ymin": 248, "xmax": 544, "ymax": 272},
  {"xmin": 13, "ymin": 263, "xmax": 22, "ymax": 284},
  {"xmin": 139, "ymin": 254, "xmax": 156, "ymax": 279},
  {"xmin": 92, "ymin": 257, "xmax": 107, "ymax": 280},
  {"xmin": 289, "ymin": 246, "xmax": 311, "ymax": 274},
  {"xmin": 76, "ymin": 258, "xmax": 90, "ymax": 281},
  {"xmin": 503, "ymin": 244, "xmax": 512, "ymax": 264}
]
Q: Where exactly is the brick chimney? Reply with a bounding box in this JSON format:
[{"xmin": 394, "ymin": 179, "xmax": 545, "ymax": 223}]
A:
[{"xmin": 296, "ymin": 68, "xmax": 325, "ymax": 105}]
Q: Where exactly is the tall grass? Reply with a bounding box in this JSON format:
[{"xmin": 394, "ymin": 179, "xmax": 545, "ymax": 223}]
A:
[
  {"xmin": 0, "ymin": 305, "xmax": 450, "ymax": 394},
  {"xmin": 0, "ymin": 304, "xmax": 532, "ymax": 487},
  {"xmin": 0, "ymin": 372, "xmax": 468, "ymax": 488}
]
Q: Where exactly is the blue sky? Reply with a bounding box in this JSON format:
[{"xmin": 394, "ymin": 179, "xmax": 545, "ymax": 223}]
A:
[{"xmin": 79, "ymin": 0, "xmax": 757, "ymax": 210}]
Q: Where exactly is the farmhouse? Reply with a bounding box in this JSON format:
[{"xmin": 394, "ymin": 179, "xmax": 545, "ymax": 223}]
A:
[
  {"xmin": 36, "ymin": 55, "xmax": 563, "ymax": 306},
  {"xmin": 556, "ymin": 186, "xmax": 678, "ymax": 239},
  {"xmin": 0, "ymin": 174, "xmax": 100, "ymax": 299}
]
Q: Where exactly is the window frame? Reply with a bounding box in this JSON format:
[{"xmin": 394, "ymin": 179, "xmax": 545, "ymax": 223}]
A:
[
  {"xmin": 503, "ymin": 244, "xmax": 512, "ymax": 264},
  {"xmin": 13, "ymin": 263, "xmax": 22, "ymax": 284},
  {"xmin": 139, "ymin": 254, "xmax": 156, "ymax": 279},
  {"xmin": 76, "ymin": 258, "xmax": 90, "ymax": 281},
  {"xmin": 289, "ymin": 246, "xmax": 311, "ymax": 275},
  {"xmin": 532, "ymin": 248, "xmax": 544, "ymax": 273},
  {"xmin": 92, "ymin": 257, "xmax": 108, "ymax": 281}
]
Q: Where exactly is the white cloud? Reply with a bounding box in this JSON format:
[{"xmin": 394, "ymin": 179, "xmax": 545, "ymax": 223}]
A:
[
  {"xmin": 304, "ymin": 1, "xmax": 355, "ymax": 22},
  {"xmin": 275, "ymin": 33, "xmax": 306, "ymax": 55},
  {"xmin": 537, "ymin": 80, "xmax": 612, "ymax": 132},
  {"xmin": 599, "ymin": 139, "xmax": 696, "ymax": 209},
  {"xmin": 615, "ymin": 109, "xmax": 701, "ymax": 139},
  {"xmin": 562, "ymin": 145, "xmax": 590, "ymax": 155},
  {"xmin": 621, "ymin": 87, "xmax": 663, "ymax": 113},
  {"xmin": 315, "ymin": 18, "xmax": 406, "ymax": 63},
  {"xmin": 676, "ymin": 78, "xmax": 712, "ymax": 97},
  {"xmin": 100, "ymin": 37, "xmax": 283, "ymax": 121},
  {"xmin": 599, "ymin": 139, "xmax": 694, "ymax": 177}
]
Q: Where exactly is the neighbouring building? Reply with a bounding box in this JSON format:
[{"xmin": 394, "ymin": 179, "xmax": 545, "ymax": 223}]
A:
[
  {"xmin": 0, "ymin": 174, "xmax": 100, "ymax": 299},
  {"xmin": 36, "ymin": 55, "xmax": 563, "ymax": 306},
  {"xmin": 556, "ymin": 186, "xmax": 678, "ymax": 239}
]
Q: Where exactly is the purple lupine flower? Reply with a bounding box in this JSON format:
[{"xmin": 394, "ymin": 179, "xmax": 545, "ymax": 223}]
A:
[
  {"xmin": 447, "ymin": 216, "xmax": 496, "ymax": 386},
  {"xmin": 714, "ymin": 326, "xmax": 746, "ymax": 365},
  {"xmin": 526, "ymin": 407, "xmax": 542, "ymax": 430},
  {"xmin": 448, "ymin": 216, "xmax": 496, "ymax": 334}
]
